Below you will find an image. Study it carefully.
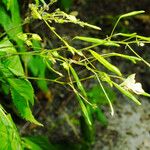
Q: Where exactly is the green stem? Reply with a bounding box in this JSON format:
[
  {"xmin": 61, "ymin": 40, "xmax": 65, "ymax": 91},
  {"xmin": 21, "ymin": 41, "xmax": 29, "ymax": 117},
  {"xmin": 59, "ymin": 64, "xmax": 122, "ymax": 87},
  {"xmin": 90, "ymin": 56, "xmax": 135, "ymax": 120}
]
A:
[
  {"xmin": 127, "ymin": 44, "xmax": 150, "ymax": 67},
  {"xmin": 109, "ymin": 17, "xmax": 121, "ymax": 40}
]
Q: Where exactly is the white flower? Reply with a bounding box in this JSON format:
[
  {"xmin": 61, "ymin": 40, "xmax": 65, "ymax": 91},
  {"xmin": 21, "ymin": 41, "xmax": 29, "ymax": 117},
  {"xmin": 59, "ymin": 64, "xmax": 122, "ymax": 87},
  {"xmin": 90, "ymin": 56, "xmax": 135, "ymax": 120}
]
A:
[
  {"xmin": 138, "ymin": 42, "xmax": 145, "ymax": 47},
  {"xmin": 121, "ymin": 74, "xmax": 145, "ymax": 95}
]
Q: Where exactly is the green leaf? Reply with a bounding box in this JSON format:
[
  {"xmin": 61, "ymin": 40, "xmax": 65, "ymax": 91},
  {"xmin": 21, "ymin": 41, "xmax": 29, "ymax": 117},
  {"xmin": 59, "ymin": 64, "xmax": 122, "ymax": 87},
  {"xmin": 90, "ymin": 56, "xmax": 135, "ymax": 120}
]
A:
[
  {"xmin": 6, "ymin": 56, "xmax": 24, "ymax": 77},
  {"xmin": 0, "ymin": 5, "xmax": 13, "ymax": 34},
  {"xmin": 7, "ymin": 78, "xmax": 42, "ymax": 126},
  {"xmin": 0, "ymin": 63, "xmax": 14, "ymax": 79},
  {"xmin": 28, "ymin": 56, "xmax": 48, "ymax": 92},
  {"xmin": 69, "ymin": 65, "xmax": 87, "ymax": 97},
  {"xmin": 0, "ymin": 0, "xmax": 25, "ymax": 51},
  {"xmin": 0, "ymin": 37, "xmax": 24, "ymax": 77},
  {"xmin": 23, "ymin": 138, "xmax": 42, "ymax": 150},
  {"xmin": 74, "ymin": 36, "xmax": 120, "ymax": 47},
  {"xmin": 59, "ymin": 0, "xmax": 73, "ymax": 12},
  {"xmin": 90, "ymin": 50, "xmax": 122, "ymax": 76},
  {"xmin": 103, "ymin": 53, "xmax": 141, "ymax": 63},
  {"xmin": 114, "ymin": 32, "xmax": 137, "ymax": 37},
  {"xmin": 2, "ymin": 0, "xmax": 22, "ymax": 26},
  {"xmin": 87, "ymin": 85, "xmax": 116, "ymax": 105},
  {"xmin": 136, "ymin": 35, "xmax": 150, "ymax": 41},
  {"xmin": 22, "ymin": 136, "xmax": 57, "ymax": 150},
  {"xmin": 0, "ymin": 105, "xmax": 23, "ymax": 150},
  {"xmin": 1, "ymin": 83, "xmax": 10, "ymax": 95},
  {"xmin": 8, "ymin": 79, "xmax": 34, "ymax": 105},
  {"xmin": 77, "ymin": 95, "xmax": 92, "ymax": 126},
  {"xmin": 82, "ymin": 23, "xmax": 101, "ymax": 30},
  {"xmin": 69, "ymin": 64, "xmax": 92, "ymax": 126},
  {"xmin": 120, "ymin": 10, "xmax": 145, "ymax": 19},
  {"xmin": 80, "ymin": 115, "xmax": 94, "ymax": 143},
  {"xmin": 28, "ymin": 40, "xmax": 48, "ymax": 92},
  {"xmin": 113, "ymin": 82, "xmax": 141, "ymax": 105},
  {"xmin": 0, "ymin": 38, "xmax": 41, "ymax": 125},
  {"xmin": 94, "ymin": 108, "xmax": 108, "ymax": 126},
  {"xmin": 10, "ymin": 86, "xmax": 42, "ymax": 126}
]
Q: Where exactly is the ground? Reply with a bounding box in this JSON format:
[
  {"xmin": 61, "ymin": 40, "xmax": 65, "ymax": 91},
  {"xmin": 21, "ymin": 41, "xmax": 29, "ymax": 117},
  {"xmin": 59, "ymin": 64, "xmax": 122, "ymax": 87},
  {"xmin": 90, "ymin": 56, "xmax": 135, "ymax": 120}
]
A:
[{"xmin": 93, "ymin": 98, "xmax": 150, "ymax": 150}]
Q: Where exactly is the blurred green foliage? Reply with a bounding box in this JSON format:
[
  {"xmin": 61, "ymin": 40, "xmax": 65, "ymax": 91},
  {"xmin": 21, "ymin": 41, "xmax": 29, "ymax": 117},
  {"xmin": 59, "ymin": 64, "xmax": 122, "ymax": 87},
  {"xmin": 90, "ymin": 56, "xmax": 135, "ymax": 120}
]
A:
[{"xmin": 58, "ymin": 0, "xmax": 73, "ymax": 12}]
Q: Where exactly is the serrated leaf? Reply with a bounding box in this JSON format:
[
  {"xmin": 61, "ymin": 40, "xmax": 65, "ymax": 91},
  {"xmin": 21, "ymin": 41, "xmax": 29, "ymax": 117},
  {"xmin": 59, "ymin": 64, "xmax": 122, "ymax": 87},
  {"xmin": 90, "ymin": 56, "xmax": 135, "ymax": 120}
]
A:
[
  {"xmin": 0, "ymin": 105, "xmax": 23, "ymax": 150},
  {"xmin": 0, "ymin": 63, "xmax": 14, "ymax": 79},
  {"xmin": 8, "ymin": 79, "xmax": 34, "ymax": 105},
  {"xmin": 10, "ymin": 87, "xmax": 42, "ymax": 126},
  {"xmin": 74, "ymin": 36, "xmax": 120, "ymax": 47},
  {"xmin": 90, "ymin": 50, "xmax": 122, "ymax": 76},
  {"xmin": 6, "ymin": 56, "xmax": 24, "ymax": 77},
  {"xmin": 0, "ymin": 37, "xmax": 24, "ymax": 77}
]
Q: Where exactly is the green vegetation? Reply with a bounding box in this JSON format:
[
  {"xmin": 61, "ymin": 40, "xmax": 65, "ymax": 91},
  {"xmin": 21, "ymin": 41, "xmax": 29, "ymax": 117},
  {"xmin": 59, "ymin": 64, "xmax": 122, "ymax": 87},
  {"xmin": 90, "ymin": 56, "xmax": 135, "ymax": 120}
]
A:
[{"xmin": 0, "ymin": 0, "xmax": 150, "ymax": 149}]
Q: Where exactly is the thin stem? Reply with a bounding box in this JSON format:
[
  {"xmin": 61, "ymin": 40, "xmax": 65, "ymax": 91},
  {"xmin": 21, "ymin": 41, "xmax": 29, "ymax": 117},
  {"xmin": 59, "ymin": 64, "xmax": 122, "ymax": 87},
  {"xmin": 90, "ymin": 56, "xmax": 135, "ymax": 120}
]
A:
[
  {"xmin": 67, "ymin": 66, "xmax": 94, "ymax": 106},
  {"xmin": 43, "ymin": 19, "xmax": 70, "ymax": 49},
  {"xmin": 68, "ymin": 83, "xmax": 94, "ymax": 107},
  {"xmin": 45, "ymin": 60, "xmax": 63, "ymax": 77},
  {"xmin": 109, "ymin": 17, "xmax": 121, "ymax": 40},
  {"xmin": 127, "ymin": 44, "xmax": 150, "ymax": 67},
  {"xmin": 79, "ymin": 43, "xmax": 100, "ymax": 51},
  {"xmin": 95, "ymin": 73, "xmax": 114, "ymax": 116},
  {"xmin": 26, "ymin": 76, "xmax": 65, "ymax": 85}
]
